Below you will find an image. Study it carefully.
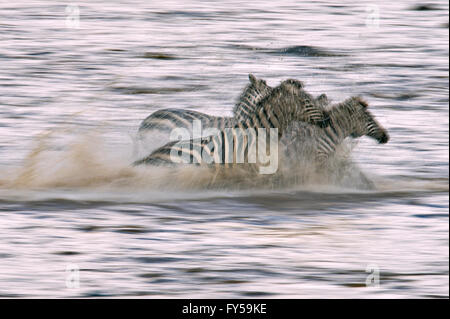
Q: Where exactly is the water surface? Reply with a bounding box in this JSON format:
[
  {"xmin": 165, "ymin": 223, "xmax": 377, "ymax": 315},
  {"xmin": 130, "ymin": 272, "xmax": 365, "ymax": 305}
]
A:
[{"xmin": 0, "ymin": 0, "xmax": 448, "ymax": 298}]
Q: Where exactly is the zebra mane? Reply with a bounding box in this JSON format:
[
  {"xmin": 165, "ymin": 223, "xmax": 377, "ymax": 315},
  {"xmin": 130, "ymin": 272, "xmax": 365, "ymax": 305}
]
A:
[
  {"xmin": 280, "ymin": 78, "xmax": 305, "ymax": 90},
  {"xmin": 331, "ymin": 96, "xmax": 368, "ymax": 114},
  {"xmin": 243, "ymin": 80, "xmax": 293, "ymax": 118},
  {"xmin": 252, "ymin": 79, "xmax": 313, "ymax": 111},
  {"xmin": 233, "ymin": 76, "xmax": 312, "ymax": 119},
  {"xmin": 287, "ymin": 96, "xmax": 371, "ymax": 130},
  {"xmin": 234, "ymin": 80, "xmax": 302, "ymax": 125},
  {"xmin": 232, "ymin": 74, "xmax": 273, "ymax": 117},
  {"xmin": 325, "ymin": 96, "xmax": 371, "ymax": 128}
]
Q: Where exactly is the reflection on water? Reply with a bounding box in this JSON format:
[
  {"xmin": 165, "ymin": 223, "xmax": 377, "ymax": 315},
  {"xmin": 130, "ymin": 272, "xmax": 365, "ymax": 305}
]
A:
[{"xmin": 0, "ymin": 0, "xmax": 448, "ymax": 298}]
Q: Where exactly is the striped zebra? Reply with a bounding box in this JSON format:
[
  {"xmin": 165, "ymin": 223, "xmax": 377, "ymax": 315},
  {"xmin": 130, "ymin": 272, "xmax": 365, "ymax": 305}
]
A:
[
  {"xmin": 133, "ymin": 80, "xmax": 331, "ymax": 174},
  {"xmin": 281, "ymin": 96, "xmax": 389, "ymax": 164},
  {"xmin": 275, "ymin": 96, "xmax": 389, "ymax": 190},
  {"xmin": 138, "ymin": 74, "xmax": 272, "ymax": 142},
  {"xmin": 136, "ymin": 75, "xmax": 330, "ymax": 157}
]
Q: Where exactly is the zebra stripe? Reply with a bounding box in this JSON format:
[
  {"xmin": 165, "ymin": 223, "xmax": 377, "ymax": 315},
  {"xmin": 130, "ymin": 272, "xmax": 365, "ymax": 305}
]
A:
[
  {"xmin": 139, "ymin": 108, "xmax": 234, "ymax": 133},
  {"xmin": 232, "ymin": 74, "xmax": 274, "ymax": 121},
  {"xmin": 138, "ymin": 74, "xmax": 271, "ymax": 135},
  {"xmin": 281, "ymin": 96, "xmax": 389, "ymax": 163},
  {"xmin": 134, "ymin": 80, "xmax": 331, "ymax": 174}
]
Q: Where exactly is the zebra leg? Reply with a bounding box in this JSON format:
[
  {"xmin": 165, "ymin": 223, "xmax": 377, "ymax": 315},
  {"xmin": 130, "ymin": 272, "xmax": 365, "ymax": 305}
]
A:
[
  {"xmin": 316, "ymin": 154, "xmax": 376, "ymax": 190},
  {"xmin": 354, "ymin": 170, "xmax": 376, "ymax": 190},
  {"xmin": 334, "ymin": 159, "xmax": 376, "ymax": 190},
  {"xmin": 209, "ymin": 167, "xmax": 221, "ymax": 187}
]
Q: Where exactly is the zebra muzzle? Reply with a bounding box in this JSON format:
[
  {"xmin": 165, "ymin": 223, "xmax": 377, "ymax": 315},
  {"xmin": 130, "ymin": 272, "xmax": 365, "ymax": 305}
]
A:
[{"xmin": 377, "ymin": 132, "xmax": 389, "ymax": 144}]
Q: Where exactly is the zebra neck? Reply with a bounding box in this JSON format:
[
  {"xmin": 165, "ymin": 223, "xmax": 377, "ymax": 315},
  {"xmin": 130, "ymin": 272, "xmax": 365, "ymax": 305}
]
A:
[
  {"xmin": 328, "ymin": 107, "xmax": 354, "ymax": 141},
  {"xmin": 262, "ymin": 93, "xmax": 293, "ymax": 133}
]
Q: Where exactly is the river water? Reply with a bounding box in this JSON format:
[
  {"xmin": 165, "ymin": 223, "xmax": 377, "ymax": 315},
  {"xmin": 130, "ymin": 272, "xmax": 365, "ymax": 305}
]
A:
[{"xmin": 0, "ymin": 1, "xmax": 448, "ymax": 298}]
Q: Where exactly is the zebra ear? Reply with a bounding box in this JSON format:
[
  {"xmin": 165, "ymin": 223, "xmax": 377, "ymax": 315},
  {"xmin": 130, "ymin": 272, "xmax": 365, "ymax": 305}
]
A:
[
  {"xmin": 358, "ymin": 97, "xmax": 369, "ymax": 109},
  {"xmin": 248, "ymin": 74, "xmax": 257, "ymax": 85},
  {"xmin": 349, "ymin": 96, "xmax": 369, "ymax": 109},
  {"xmin": 285, "ymin": 79, "xmax": 304, "ymax": 89},
  {"xmin": 317, "ymin": 94, "xmax": 329, "ymax": 105}
]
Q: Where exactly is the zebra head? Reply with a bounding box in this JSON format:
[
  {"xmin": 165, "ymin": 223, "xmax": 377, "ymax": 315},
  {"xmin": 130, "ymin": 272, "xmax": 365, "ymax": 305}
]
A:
[
  {"xmin": 276, "ymin": 79, "xmax": 331, "ymax": 129},
  {"xmin": 344, "ymin": 97, "xmax": 389, "ymax": 144},
  {"xmin": 316, "ymin": 93, "xmax": 329, "ymax": 108},
  {"xmin": 233, "ymin": 74, "xmax": 273, "ymax": 119}
]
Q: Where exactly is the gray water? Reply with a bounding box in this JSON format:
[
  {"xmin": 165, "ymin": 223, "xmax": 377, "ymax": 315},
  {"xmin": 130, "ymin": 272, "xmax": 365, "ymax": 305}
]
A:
[{"xmin": 0, "ymin": 0, "xmax": 448, "ymax": 298}]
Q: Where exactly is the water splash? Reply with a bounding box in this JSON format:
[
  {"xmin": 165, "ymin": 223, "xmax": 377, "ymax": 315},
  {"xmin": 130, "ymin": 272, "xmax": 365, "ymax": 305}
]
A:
[{"xmin": 0, "ymin": 124, "xmax": 447, "ymax": 203}]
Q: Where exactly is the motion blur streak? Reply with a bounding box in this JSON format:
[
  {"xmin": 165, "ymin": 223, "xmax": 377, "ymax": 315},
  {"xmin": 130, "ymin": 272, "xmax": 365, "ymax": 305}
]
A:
[{"xmin": 0, "ymin": 1, "xmax": 448, "ymax": 298}]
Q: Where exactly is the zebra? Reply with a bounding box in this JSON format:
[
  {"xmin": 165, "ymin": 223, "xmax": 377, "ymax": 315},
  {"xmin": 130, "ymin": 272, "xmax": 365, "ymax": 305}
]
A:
[
  {"xmin": 232, "ymin": 74, "xmax": 274, "ymax": 121},
  {"xmin": 137, "ymin": 74, "xmax": 273, "ymax": 144},
  {"xmin": 137, "ymin": 75, "xmax": 332, "ymax": 136},
  {"xmin": 136, "ymin": 74, "xmax": 330, "ymax": 157},
  {"xmin": 280, "ymin": 96, "xmax": 389, "ymax": 189},
  {"xmin": 282, "ymin": 96, "xmax": 389, "ymax": 163},
  {"xmin": 133, "ymin": 79, "xmax": 332, "ymax": 175}
]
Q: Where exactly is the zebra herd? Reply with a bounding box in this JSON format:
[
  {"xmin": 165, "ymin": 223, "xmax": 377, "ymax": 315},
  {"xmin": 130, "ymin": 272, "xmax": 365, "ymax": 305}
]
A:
[{"xmin": 133, "ymin": 74, "xmax": 389, "ymax": 185}]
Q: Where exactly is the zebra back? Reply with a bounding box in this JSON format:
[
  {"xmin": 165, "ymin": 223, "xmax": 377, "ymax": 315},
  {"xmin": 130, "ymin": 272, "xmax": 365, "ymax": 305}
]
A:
[
  {"xmin": 138, "ymin": 108, "xmax": 234, "ymax": 133},
  {"xmin": 138, "ymin": 74, "xmax": 271, "ymax": 136}
]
